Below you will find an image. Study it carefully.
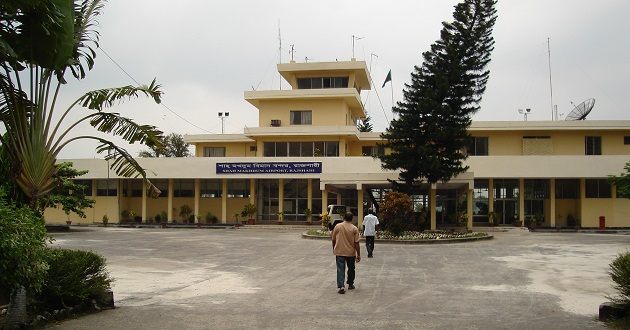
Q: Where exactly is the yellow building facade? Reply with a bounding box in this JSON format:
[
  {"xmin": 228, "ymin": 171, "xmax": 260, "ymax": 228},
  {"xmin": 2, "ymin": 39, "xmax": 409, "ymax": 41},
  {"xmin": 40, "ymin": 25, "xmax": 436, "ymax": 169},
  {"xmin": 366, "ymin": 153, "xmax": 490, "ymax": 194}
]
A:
[{"xmin": 46, "ymin": 59, "xmax": 630, "ymax": 230}]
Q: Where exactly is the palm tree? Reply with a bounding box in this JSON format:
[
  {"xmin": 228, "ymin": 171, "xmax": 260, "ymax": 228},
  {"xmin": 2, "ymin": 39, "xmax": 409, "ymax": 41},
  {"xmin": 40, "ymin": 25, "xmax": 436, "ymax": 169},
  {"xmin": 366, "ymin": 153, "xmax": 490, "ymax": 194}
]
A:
[{"xmin": 0, "ymin": 0, "xmax": 163, "ymax": 211}]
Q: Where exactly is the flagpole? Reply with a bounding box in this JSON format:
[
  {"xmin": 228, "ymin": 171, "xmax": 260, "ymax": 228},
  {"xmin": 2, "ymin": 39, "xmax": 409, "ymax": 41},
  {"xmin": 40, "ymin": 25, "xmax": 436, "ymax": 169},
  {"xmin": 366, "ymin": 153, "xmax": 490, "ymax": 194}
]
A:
[{"xmin": 390, "ymin": 77, "xmax": 394, "ymax": 111}]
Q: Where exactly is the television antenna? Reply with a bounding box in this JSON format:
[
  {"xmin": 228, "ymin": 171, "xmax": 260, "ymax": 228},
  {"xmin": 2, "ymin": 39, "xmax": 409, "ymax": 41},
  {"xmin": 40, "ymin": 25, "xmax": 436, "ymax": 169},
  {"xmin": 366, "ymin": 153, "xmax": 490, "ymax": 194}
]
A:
[{"xmin": 565, "ymin": 98, "xmax": 595, "ymax": 121}]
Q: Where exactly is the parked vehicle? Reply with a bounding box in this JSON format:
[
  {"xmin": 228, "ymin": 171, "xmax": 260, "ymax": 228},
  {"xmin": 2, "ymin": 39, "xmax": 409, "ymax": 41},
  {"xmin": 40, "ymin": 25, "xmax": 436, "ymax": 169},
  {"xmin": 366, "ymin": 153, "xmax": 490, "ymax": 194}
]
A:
[{"xmin": 327, "ymin": 205, "xmax": 358, "ymax": 230}]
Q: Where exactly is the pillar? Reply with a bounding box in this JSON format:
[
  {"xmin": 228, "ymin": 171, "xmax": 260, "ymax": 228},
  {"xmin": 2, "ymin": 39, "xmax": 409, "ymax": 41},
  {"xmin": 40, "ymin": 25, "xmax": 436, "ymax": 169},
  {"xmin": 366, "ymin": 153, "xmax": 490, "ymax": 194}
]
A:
[
  {"xmin": 141, "ymin": 180, "xmax": 147, "ymax": 223},
  {"xmin": 519, "ymin": 179, "xmax": 525, "ymax": 224},
  {"xmin": 194, "ymin": 179, "xmax": 200, "ymax": 223},
  {"xmin": 221, "ymin": 179, "xmax": 228, "ymax": 223},
  {"xmin": 357, "ymin": 183, "xmax": 364, "ymax": 229},
  {"xmin": 307, "ymin": 179, "xmax": 313, "ymax": 223},
  {"xmin": 278, "ymin": 179, "xmax": 284, "ymax": 220},
  {"xmin": 430, "ymin": 184, "xmax": 437, "ymax": 231},
  {"xmin": 467, "ymin": 188, "xmax": 473, "ymax": 229},
  {"xmin": 550, "ymin": 179, "xmax": 556, "ymax": 227},
  {"xmin": 167, "ymin": 179, "xmax": 173, "ymax": 223}
]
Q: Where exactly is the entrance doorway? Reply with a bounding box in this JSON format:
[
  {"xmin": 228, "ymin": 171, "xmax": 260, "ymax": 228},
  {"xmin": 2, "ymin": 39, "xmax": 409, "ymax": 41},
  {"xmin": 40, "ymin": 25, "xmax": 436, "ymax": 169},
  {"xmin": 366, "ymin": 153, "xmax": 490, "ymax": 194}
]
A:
[{"xmin": 493, "ymin": 200, "xmax": 518, "ymax": 225}]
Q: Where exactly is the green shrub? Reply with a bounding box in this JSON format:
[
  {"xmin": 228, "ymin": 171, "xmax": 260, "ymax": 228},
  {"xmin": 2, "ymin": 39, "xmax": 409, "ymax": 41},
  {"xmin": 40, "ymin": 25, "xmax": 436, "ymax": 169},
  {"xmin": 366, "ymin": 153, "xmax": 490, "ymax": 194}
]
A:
[
  {"xmin": 35, "ymin": 248, "xmax": 113, "ymax": 309},
  {"xmin": 0, "ymin": 196, "xmax": 50, "ymax": 295},
  {"xmin": 606, "ymin": 251, "xmax": 630, "ymax": 311}
]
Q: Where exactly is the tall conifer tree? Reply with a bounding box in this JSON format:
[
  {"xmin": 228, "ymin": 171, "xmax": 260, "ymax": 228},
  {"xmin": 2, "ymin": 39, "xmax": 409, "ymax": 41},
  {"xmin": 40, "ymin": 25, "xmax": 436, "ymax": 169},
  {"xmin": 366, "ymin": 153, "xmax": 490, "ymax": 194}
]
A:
[{"xmin": 379, "ymin": 0, "xmax": 497, "ymax": 192}]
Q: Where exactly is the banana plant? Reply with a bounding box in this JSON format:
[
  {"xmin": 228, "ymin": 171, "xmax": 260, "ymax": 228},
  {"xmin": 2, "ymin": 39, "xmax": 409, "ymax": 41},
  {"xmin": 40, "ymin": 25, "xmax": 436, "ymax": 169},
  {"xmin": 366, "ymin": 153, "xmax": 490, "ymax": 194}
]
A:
[{"xmin": 0, "ymin": 0, "xmax": 163, "ymax": 210}]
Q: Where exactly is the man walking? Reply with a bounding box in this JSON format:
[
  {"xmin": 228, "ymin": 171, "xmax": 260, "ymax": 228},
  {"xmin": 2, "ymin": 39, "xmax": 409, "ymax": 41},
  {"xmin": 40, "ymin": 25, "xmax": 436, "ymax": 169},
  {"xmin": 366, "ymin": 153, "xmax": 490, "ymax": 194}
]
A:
[
  {"xmin": 331, "ymin": 211, "xmax": 361, "ymax": 294},
  {"xmin": 363, "ymin": 208, "xmax": 379, "ymax": 258}
]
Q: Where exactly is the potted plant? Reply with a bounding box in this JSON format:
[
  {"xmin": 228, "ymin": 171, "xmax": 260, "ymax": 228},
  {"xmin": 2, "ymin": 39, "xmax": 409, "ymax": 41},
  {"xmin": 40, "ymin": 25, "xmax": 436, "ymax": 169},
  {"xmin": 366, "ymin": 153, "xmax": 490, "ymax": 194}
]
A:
[
  {"xmin": 534, "ymin": 212, "xmax": 544, "ymax": 227},
  {"xmin": 242, "ymin": 203, "xmax": 257, "ymax": 225},
  {"xmin": 304, "ymin": 208, "xmax": 312, "ymax": 225},
  {"xmin": 205, "ymin": 211, "xmax": 217, "ymax": 224},
  {"xmin": 488, "ymin": 211, "xmax": 500, "ymax": 227},
  {"xmin": 276, "ymin": 211, "xmax": 283, "ymax": 225},
  {"xmin": 179, "ymin": 205, "xmax": 192, "ymax": 224},
  {"xmin": 232, "ymin": 213, "xmax": 240, "ymax": 226},
  {"xmin": 102, "ymin": 214, "xmax": 109, "ymax": 227},
  {"xmin": 121, "ymin": 209, "xmax": 130, "ymax": 223},
  {"xmin": 566, "ymin": 213, "xmax": 578, "ymax": 229}
]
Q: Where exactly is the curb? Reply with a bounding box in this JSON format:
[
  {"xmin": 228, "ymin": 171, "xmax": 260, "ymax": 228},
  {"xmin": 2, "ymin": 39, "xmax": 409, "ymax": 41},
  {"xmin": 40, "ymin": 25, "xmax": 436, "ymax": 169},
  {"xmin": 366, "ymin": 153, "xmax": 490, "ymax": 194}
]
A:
[{"xmin": 301, "ymin": 233, "xmax": 494, "ymax": 244}]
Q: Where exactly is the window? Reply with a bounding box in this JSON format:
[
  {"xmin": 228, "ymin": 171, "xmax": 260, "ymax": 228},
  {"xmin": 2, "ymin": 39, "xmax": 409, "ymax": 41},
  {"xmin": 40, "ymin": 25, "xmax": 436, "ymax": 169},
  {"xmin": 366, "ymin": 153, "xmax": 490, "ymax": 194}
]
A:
[
  {"xmin": 297, "ymin": 77, "xmax": 349, "ymax": 89},
  {"xmin": 96, "ymin": 179, "xmax": 117, "ymax": 196},
  {"xmin": 290, "ymin": 111, "xmax": 312, "ymax": 125},
  {"xmin": 200, "ymin": 179, "xmax": 221, "ymax": 198},
  {"xmin": 264, "ymin": 141, "xmax": 339, "ymax": 157},
  {"xmin": 204, "ymin": 147, "xmax": 225, "ymax": 157},
  {"xmin": 131, "ymin": 180, "xmax": 143, "ymax": 197},
  {"xmin": 473, "ymin": 179, "xmax": 489, "ymax": 222},
  {"xmin": 524, "ymin": 179, "xmax": 549, "ymax": 219},
  {"xmin": 585, "ymin": 179, "xmax": 611, "ymax": 198},
  {"xmin": 72, "ymin": 179, "xmax": 92, "ymax": 196},
  {"xmin": 585, "ymin": 136, "xmax": 602, "ymax": 155},
  {"xmin": 362, "ymin": 145, "xmax": 385, "ymax": 156},
  {"xmin": 152, "ymin": 179, "xmax": 169, "ymax": 197},
  {"xmin": 228, "ymin": 179, "xmax": 250, "ymax": 198},
  {"xmin": 469, "ymin": 137, "xmax": 489, "ymax": 156},
  {"xmin": 555, "ymin": 179, "xmax": 580, "ymax": 199},
  {"xmin": 173, "ymin": 179, "xmax": 194, "ymax": 197},
  {"xmin": 624, "ymin": 136, "xmax": 630, "ymax": 145}
]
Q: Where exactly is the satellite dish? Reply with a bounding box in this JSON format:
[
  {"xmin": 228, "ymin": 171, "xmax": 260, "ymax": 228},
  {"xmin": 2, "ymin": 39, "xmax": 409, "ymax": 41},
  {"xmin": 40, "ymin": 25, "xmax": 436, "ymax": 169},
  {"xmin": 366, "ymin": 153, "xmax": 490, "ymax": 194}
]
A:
[{"xmin": 565, "ymin": 98, "xmax": 595, "ymax": 120}]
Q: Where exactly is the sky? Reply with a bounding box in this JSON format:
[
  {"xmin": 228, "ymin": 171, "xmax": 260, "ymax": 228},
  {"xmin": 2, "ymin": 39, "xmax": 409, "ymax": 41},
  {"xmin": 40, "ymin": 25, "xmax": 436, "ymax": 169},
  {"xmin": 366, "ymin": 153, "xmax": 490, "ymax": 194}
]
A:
[{"xmin": 56, "ymin": 0, "xmax": 630, "ymax": 158}]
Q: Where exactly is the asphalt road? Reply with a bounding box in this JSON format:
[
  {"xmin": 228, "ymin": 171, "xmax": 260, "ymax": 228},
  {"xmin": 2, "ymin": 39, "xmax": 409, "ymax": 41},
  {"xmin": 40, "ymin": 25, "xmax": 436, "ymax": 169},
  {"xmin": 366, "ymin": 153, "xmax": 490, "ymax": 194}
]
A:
[{"xmin": 45, "ymin": 227, "xmax": 630, "ymax": 329}]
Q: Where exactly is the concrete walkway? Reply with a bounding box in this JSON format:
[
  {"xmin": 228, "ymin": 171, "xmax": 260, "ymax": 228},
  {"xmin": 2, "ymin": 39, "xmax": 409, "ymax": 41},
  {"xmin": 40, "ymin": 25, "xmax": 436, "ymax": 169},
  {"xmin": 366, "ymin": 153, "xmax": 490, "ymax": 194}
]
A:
[{"xmin": 45, "ymin": 227, "xmax": 629, "ymax": 329}]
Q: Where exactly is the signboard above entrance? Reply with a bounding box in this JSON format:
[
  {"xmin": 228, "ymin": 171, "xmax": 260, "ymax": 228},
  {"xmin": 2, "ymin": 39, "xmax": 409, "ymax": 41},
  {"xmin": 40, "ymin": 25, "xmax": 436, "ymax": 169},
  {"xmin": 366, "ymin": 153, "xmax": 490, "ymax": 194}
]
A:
[{"xmin": 216, "ymin": 162, "xmax": 322, "ymax": 174}]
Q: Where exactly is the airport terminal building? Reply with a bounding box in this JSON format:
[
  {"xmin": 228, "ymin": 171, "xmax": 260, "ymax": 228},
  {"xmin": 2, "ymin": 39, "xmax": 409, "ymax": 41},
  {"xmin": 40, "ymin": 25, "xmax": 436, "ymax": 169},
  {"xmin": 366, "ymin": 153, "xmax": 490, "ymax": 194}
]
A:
[{"xmin": 46, "ymin": 59, "xmax": 630, "ymax": 229}]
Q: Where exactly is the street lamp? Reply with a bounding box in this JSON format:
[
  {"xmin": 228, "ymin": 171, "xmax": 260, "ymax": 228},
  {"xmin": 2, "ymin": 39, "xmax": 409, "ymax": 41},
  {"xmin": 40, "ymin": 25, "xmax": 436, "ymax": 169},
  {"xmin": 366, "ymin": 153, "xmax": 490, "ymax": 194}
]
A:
[
  {"xmin": 518, "ymin": 108, "xmax": 531, "ymax": 121},
  {"xmin": 218, "ymin": 112, "xmax": 229, "ymax": 134}
]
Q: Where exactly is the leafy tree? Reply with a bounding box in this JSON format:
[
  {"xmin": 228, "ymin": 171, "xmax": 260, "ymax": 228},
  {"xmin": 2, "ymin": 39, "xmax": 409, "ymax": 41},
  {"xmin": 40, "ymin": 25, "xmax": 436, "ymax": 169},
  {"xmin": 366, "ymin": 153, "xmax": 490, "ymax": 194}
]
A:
[
  {"xmin": 378, "ymin": 191, "xmax": 414, "ymax": 235},
  {"xmin": 609, "ymin": 162, "xmax": 630, "ymax": 198},
  {"xmin": 0, "ymin": 0, "xmax": 164, "ymax": 211},
  {"xmin": 379, "ymin": 0, "xmax": 497, "ymax": 193},
  {"xmin": 40, "ymin": 162, "xmax": 95, "ymax": 218},
  {"xmin": 357, "ymin": 115, "xmax": 373, "ymax": 132},
  {"xmin": 139, "ymin": 132, "xmax": 191, "ymax": 157}
]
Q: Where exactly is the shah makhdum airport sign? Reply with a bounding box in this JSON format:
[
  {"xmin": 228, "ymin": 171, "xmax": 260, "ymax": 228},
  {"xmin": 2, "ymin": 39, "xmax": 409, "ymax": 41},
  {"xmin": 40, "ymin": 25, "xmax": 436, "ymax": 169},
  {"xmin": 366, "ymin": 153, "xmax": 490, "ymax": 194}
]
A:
[{"xmin": 216, "ymin": 162, "xmax": 322, "ymax": 174}]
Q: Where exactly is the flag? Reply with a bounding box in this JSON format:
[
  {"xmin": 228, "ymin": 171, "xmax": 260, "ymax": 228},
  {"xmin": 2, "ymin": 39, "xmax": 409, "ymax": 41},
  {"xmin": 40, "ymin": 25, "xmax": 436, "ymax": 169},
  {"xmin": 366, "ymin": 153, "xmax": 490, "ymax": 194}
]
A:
[{"xmin": 381, "ymin": 70, "xmax": 391, "ymax": 88}]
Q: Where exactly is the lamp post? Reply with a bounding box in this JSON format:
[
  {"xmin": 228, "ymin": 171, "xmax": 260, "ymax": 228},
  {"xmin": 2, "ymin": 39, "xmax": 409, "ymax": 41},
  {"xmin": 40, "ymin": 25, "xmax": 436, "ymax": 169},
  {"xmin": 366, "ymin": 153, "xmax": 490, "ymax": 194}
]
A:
[
  {"xmin": 518, "ymin": 108, "xmax": 531, "ymax": 121},
  {"xmin": 218, "ymin": 112, "xmax": 229, "ymax": 134}
]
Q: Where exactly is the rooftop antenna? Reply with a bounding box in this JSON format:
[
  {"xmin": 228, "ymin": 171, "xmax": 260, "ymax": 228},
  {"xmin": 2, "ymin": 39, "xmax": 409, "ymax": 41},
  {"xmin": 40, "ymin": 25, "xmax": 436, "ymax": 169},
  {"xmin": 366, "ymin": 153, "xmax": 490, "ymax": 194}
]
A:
[
  {"xmin": 565, "ymin": 98, "xmax": 596, "ymax": 120},
  {"xmin": 289, "ymin": 44, "xmax": 295, "ymax": 62},
  {"xmin": 352, "ymin": 35, "xmax": 364, "ymax": 58},
  {"xmin": 548, "ymin": 38, "xmax": 555, "ymax": 120},
  {"xmin": 278, "ymin": 20, "xmax": 282, "ymax": 90},
  {"xmin": 304, "ymin": 56, "xmax": 314, "ymax": 63}
]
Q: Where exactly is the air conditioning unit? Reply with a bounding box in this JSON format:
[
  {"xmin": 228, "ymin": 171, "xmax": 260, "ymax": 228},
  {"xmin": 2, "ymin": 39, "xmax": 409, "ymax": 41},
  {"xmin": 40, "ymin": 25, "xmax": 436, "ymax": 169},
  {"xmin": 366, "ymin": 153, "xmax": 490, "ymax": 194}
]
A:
[{"xmin": 270, "ymin": 119, "xmax": 281, "ymax": 127}]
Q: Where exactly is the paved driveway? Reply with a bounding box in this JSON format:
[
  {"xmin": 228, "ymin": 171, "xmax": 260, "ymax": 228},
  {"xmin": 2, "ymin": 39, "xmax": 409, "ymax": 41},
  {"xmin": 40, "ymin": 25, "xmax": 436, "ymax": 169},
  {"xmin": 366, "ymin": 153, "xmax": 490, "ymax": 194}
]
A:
[{"xmin": 46, "ymin": 227, "xmax": 629, "ymax": 329}]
